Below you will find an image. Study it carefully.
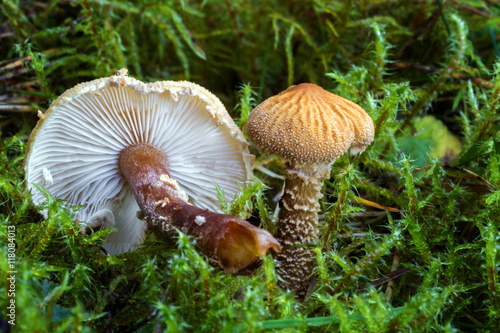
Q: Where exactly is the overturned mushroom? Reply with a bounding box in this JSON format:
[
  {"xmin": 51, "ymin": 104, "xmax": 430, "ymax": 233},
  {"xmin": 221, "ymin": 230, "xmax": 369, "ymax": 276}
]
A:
[
  {"xmin": 25, "ymin": 69, "xmax": 280, "ymax": 274},
  {"xmin": 246, "ymin": 83, "xmax": 374, "ymax": 297}
]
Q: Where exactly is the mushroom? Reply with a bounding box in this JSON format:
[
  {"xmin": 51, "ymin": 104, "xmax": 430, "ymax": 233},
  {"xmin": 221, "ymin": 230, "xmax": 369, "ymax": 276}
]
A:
[
  {"xmin": 25, "ymin": 69, "xmax": 280, "ymax": 274},
  {"xmin": 246, "ymin": 83, "xmax": 374, "ymax": 297}
]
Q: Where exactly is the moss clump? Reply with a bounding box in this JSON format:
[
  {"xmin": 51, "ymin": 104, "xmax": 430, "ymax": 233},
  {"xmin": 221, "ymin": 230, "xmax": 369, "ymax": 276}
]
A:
[{"xmin": 1, "ymin": 1, "xmax": 500, "ymax": 331}]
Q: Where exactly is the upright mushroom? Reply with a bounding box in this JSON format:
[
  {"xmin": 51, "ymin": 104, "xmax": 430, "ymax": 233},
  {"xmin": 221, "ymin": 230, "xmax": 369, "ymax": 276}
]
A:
[
  {"xmin": 25, "ymin": 69, "xmax": 280, "ymax": 274},
  {"xmin": 246, "ymin": 83, "xmax": 374, "ymax": 297}
]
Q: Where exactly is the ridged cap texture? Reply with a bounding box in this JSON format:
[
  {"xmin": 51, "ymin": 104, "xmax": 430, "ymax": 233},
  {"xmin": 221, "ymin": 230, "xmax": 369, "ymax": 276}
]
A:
[{"xmin": 246, "ymin": 83, "xmax": 374, "ymax": 165}]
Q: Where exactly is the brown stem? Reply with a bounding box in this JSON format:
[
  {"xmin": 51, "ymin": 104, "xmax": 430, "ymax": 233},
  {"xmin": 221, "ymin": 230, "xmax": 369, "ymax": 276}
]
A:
[
  {"xmin": 385, "ymin": 250, "xmax": 400, "ymax": 302},
  {"xmin": 391, "ymin": 62, "xmax": 493, "ymax": 88},
  {"xmin": 119, "ymin": 143, "xmax": 280, "ymax": 274},
  {"xmin": 275, "ymin": 165, "xmax": 329, "ymax": 299}
]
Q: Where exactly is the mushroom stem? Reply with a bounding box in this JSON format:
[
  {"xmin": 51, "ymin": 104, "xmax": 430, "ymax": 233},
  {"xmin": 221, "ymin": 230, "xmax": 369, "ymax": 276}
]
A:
[
  {"xmin": 275, "ymin": 164, "xmax": 330, "ymax": 298},
  {"xmin": 119, "ymin": 143, "xmax": 281, "ymax": 274}
]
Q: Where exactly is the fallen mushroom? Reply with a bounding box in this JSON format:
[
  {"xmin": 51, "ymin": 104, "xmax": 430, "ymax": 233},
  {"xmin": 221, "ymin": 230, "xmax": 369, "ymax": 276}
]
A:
[
  {"xmin": 246, "ymin": 83, "xmax": 374, "ymax": 297},
  {"xmin": 25, "ymin": 69, "xmax": 280, "ymax": 274}
]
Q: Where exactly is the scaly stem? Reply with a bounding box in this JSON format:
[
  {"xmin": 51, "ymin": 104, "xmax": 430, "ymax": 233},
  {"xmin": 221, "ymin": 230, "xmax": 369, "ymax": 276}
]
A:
[
  {"xmin": 119, "ymin": 143, "xmax": 280, "ymax": 274},
  {"xmin": 275, "ymin": 164, "xmax": 329, "ymax": 298}
]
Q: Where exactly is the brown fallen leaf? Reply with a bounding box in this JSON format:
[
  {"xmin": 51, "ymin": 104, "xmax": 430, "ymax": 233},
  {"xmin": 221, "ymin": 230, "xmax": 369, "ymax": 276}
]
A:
[{"xmin": 354, "ymin": 196, "xmax": 401, "ymax": 212}]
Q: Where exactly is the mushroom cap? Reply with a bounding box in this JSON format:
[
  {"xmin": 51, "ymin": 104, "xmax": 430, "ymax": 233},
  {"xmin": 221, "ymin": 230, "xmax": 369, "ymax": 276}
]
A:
[
  {"xmin": 246, "ymin": 83, "xmax": 374, "ymax": 165},
  {"xmin": 25, "ymin": 70, "xmax": 254, "ymax": 255}
]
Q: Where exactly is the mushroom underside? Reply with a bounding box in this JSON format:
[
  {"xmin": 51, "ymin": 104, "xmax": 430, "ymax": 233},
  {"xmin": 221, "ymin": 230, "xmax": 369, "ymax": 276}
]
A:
[{"xmin": 25, "ymin": 82, "xmax": 253, "ymax": 255}]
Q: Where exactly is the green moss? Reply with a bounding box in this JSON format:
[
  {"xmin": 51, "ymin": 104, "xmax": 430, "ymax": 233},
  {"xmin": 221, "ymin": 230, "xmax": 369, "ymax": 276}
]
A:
[{"xmin": 1, "ymin": 0, "xmax": 500, "ymax": 331}]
